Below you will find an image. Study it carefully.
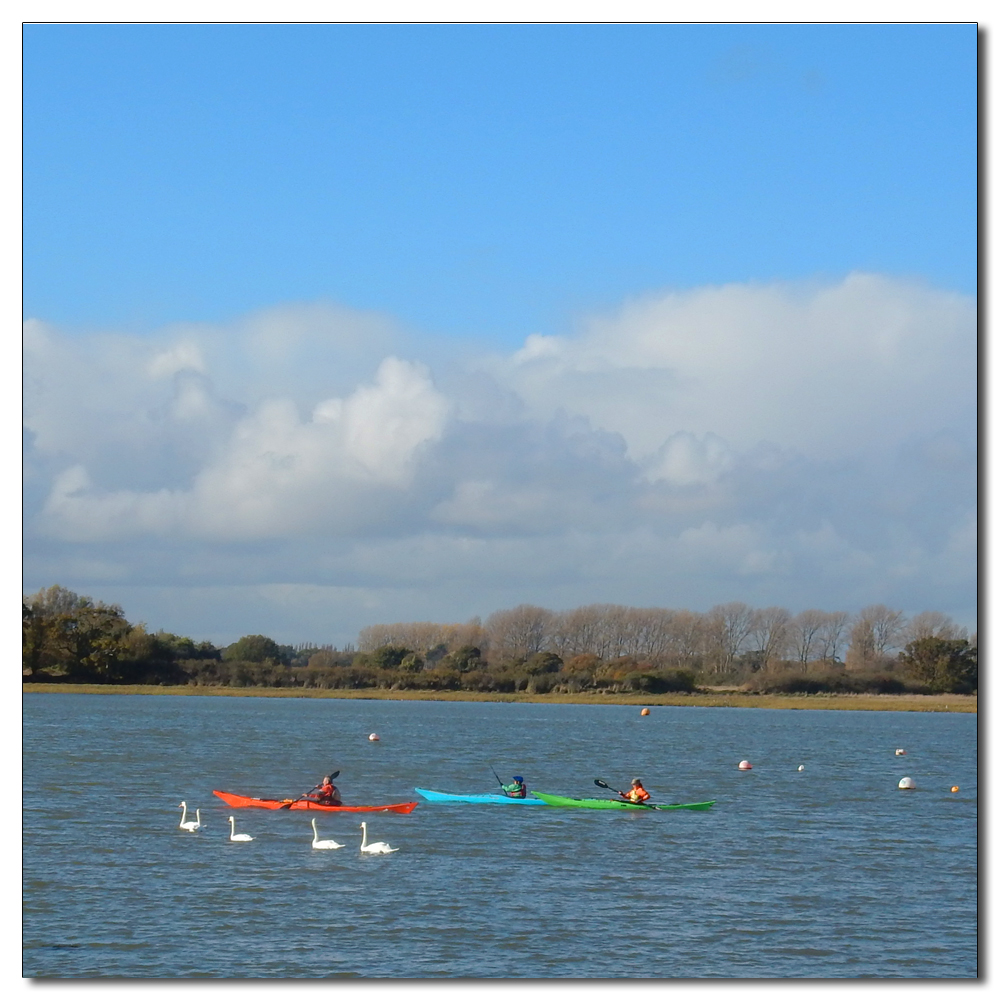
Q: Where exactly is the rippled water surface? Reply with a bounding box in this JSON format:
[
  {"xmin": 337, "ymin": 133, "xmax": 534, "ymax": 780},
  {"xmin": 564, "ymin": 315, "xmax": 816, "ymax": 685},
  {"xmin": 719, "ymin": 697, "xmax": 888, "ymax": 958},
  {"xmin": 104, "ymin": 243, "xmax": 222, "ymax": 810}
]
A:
[{"xmin": 22, "ymin": 693, "xmax": 977, "ymax": 978}]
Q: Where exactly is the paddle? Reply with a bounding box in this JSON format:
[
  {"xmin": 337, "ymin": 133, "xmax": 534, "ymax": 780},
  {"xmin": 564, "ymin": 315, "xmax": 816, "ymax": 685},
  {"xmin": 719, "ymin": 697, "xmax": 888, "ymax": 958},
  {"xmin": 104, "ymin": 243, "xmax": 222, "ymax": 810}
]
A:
[
  {"xmin": 279, "ymin": 770, "xmax": 340, "ymax": 809},
  {"xmin": 594, "ymin": 778, "xmax": 656, "ymax": 809}
]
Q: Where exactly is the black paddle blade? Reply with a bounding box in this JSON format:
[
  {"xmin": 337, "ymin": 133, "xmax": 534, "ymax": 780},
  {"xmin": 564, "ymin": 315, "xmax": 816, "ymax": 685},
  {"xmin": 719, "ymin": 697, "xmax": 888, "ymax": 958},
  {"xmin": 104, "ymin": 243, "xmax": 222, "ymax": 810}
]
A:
[{"xmin": 594, "ymin": 779, "xmax": 611, "ymax": 789}]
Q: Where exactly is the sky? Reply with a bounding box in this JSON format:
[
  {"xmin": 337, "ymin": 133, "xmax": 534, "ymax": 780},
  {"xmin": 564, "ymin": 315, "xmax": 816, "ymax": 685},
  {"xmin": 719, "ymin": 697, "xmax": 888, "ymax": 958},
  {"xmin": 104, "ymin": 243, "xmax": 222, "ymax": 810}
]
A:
[{"xmin": 22, "ymin": 22, "xmax": 978, "ymax": 647}]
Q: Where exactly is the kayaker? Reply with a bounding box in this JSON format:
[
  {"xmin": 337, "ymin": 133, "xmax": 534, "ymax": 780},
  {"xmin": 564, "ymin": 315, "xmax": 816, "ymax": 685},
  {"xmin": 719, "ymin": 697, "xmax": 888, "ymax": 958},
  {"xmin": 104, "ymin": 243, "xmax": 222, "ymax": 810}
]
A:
[
  {"xmin": 621, "ymin": 778, "xmax": 650, "ymax": 804},
  {"xmin": 501, "ymin": 775, "xmax": 527, "ymax": 799},
  {"xmin": 306, "ymin": 775, "xmax": 342, "ymax": 806}
]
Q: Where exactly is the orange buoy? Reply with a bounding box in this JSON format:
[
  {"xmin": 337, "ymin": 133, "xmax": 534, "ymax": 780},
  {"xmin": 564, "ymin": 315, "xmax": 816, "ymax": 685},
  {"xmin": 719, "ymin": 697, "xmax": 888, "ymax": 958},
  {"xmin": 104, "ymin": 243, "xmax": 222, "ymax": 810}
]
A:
[
  {"xmin": 640, "ymin": 708, "xmax": 650, "ymax": 716},
  {"xmin": 368, "ymin": 733, "xmax": 380, "ymax": 742},
  {"xmin": 738, "ymin": 760, "xmax": 752, "ymax": 770},
  {"xmin": 951, "ymin": 786, "xmax": 959, "ymax": 793}
]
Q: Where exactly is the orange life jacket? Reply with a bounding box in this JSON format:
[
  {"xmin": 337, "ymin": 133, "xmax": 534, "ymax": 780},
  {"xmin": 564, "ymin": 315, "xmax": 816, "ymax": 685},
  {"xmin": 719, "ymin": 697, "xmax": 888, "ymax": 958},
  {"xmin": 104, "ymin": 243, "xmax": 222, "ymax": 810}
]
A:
[
  {"xmin": 317, "ymin": 782, "xmax": 340, "ymax": 804},
  {"xmin": 626, "ymin": 786, "xmax": 650, "ymax": 803}
]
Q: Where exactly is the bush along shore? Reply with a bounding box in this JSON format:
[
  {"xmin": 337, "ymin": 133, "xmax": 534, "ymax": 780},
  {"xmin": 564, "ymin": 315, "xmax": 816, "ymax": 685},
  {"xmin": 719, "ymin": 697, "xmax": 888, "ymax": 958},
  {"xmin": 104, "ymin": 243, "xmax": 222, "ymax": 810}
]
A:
[{"xmin": 23, "ymin": 585, "xmax": 977, "ymax": 704}]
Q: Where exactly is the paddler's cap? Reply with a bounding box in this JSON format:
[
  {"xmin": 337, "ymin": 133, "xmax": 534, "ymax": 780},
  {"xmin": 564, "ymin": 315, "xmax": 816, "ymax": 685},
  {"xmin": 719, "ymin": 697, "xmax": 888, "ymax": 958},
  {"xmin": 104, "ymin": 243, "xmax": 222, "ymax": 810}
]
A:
[
  {"xmin": 631, "ymin": 778, "xmax": 642, "ymax": 786},
  {"xmin": 513, "ymin": 776, "xmax": 524, "ymax": 782},
  {"xmin": 323, "ymin": 776, "xmax": 332, "ymax": 783}
]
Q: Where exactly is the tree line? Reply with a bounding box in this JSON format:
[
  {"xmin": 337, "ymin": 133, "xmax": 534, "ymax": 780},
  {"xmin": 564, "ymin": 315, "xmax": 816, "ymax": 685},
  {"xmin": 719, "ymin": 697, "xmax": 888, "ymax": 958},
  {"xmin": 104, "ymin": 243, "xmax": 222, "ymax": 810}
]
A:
[
  {"xmin": 21, "ymin": 585, "xmax": 335, "ymax": 685},
  {"xmin": 357, "ymin": 602, "xmax": 976, "ymax": 695},
  {"xmin": 23, "ymin": 587, "xmax": 977, "ymax": 695}
]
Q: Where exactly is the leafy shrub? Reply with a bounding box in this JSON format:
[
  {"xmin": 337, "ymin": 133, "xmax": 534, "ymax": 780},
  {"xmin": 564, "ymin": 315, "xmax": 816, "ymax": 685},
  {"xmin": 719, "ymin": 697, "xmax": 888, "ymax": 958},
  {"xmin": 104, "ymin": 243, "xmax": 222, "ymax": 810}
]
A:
[
  {"xmin": 899, "ymin": 638, "xmax": 977, "ymax": 694},
  {"xmin": 524, "ymin": 651, "xmax": 563, "ymax": 675},
  {"xmin": 222, "ymin": 635, "xmax": 288, "ymax": 665},
  {"xmin": 526, "ymin": 674, "xmax": 557, "ymax": 694},
  {"xmin": 438, "ymin": 645, "xmax": 484, "ymax": 673}
]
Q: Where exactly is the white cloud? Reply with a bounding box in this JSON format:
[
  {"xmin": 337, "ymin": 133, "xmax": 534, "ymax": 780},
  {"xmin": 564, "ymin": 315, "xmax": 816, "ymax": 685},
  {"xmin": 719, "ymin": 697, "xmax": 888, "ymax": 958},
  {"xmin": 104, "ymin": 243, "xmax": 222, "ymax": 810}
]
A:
[
  {"xmin": 23, "ymin": 274, "xmax": 977, "ymax": 637},
  {"xmin": 487, "ymin": 272, "xmax": 975, "ymax": 462},
  {"xmin": 38, "ymin": 356, "xmax": 450, "ymax": 541},
  {"xmin": 643, "ymin": 431, "xmax": 734, "ymax": 486},
  {"xmin": 147, "ymin": 341, "xmax": 206, "ymax": 379}
]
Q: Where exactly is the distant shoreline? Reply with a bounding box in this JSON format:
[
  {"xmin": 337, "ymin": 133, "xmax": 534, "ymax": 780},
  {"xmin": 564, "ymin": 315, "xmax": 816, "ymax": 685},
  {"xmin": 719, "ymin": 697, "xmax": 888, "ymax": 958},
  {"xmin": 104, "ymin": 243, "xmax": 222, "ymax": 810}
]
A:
[{"xmin": 21, "ymin": 683, "xmax": 976, "ymax": 712}]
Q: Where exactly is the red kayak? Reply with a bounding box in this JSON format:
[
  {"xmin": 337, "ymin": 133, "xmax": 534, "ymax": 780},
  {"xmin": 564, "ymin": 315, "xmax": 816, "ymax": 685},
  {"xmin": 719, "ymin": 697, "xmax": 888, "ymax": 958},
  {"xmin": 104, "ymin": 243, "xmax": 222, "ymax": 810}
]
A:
[{"xmin": 213, "ymin": 789, "xmax": 418, "ymax": 814}]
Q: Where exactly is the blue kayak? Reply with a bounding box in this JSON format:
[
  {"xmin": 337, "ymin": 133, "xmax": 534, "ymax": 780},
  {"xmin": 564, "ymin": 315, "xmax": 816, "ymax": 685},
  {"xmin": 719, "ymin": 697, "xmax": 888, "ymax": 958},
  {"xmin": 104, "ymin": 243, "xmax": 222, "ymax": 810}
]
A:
[{"xmin": 414, "ymin": 787, "xmax": 548, "ymax": 805}]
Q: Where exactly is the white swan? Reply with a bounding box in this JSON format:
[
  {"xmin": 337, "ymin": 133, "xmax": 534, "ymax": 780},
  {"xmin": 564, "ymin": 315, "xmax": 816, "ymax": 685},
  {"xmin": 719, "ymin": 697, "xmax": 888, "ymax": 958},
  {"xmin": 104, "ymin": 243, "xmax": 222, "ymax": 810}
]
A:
[
  {"xmin": 311, "ymin": 818, "xmax": 345, "ymax": 850},
  {"xmin": 178, "ymin": 801, "xmax": 202, "ymax": 832},
  {"xmin": 359, "ymin": 821, "xmax": 397, "ymax": 854},
  {"xmin": 228, "ymin": 816, "xmax": 254, "ymax": 842}
]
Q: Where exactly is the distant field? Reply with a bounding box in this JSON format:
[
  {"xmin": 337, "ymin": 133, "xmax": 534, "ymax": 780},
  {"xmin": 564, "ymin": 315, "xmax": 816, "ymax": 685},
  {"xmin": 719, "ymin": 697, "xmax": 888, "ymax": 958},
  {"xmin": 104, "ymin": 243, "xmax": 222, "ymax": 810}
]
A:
[{"xmin": 21, "ymin": 684, "xmax": 976, "ymax": 712}]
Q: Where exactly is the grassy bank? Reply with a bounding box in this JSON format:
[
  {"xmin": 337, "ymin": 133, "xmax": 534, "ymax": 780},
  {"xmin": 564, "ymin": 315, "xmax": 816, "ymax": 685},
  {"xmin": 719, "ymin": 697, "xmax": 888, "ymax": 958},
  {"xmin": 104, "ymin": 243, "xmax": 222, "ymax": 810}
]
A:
[{"xmin": 21, "ymin": 683, "xmax": 976, "ymax": 712}]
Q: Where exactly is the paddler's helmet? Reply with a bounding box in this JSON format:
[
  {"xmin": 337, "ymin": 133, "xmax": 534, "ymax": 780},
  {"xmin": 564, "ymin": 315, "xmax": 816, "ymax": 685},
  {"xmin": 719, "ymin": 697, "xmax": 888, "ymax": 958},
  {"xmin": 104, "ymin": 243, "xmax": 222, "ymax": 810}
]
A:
[{"xmin": 513, "ymin": 776, "xmax": 524, "ymax": 783}]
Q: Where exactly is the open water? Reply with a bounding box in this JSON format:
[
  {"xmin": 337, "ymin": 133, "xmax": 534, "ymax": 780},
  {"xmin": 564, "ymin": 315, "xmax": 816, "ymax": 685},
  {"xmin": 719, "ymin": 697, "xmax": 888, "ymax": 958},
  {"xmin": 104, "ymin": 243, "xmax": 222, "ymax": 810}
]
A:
[{"xmin": 22, "ymin": 693, "xmax": 977, "ymax": 979}]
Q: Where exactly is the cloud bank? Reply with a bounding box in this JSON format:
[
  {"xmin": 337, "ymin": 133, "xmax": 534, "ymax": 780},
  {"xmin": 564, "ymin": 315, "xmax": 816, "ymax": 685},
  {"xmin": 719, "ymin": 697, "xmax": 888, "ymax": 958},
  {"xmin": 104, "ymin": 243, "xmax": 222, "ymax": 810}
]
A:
[{"xmin": 23, "ymin": 274, "xmax": 976, "ymax": 644}]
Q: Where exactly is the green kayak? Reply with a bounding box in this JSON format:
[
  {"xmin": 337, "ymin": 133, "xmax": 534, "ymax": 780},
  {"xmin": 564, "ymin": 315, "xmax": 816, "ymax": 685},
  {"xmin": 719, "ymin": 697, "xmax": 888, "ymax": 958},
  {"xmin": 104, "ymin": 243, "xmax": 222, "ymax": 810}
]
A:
[{"xmin": 532, "ymin": 792, "xmax": 715, "ymax": 811}]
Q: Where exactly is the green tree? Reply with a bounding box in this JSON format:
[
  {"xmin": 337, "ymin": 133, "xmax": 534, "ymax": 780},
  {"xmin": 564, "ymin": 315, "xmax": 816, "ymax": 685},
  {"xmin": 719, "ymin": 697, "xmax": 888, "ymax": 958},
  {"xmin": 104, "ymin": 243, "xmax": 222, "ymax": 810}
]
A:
[
  {"xmin": 524, "ymin": 651, "xmax": 563, "ymax": 675},
  {"xmin": 369, "ymin": 645, "xmax": 412, "ymax": 670},
  {"xmin": 222, "ymin": 635, "xmax": 287, "ymax": 664},
  {"xmin": 67, "ymin": 603, "xmax": 133, "ymax": 679},
  {"xmin": 23, "ymin": 585, "xmax": 131, "ymax": 679},
  {"xmin": 22, "ymin": 602, "xmax": 47, "ymax": 676},
  {"xmin": 442, "ymin": 645, "xmax": 484, "ymax": 673},
  {"xmin": 399, "ymin": 652, "xmax": 424, "ymax": 672},
  {"xmin": 899, "ymin": 638, "xmax": 977, "ymax": 694}
]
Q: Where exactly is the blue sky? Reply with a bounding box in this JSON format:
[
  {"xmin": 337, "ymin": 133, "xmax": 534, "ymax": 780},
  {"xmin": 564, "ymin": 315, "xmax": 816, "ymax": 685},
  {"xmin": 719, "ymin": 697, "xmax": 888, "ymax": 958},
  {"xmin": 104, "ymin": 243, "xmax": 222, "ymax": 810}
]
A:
[
  {"xmin": 23, "ymin": 23, "xmax": 977, "ymax": 646},
  {"xmin": 25, "ymin": 23, "xmax": 975, "ymax": 340}
]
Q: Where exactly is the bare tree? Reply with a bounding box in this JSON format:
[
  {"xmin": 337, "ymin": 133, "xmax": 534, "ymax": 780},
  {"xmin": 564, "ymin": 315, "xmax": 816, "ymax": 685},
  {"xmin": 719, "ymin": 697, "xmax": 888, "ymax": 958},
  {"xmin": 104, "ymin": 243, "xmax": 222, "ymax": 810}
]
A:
[
  {"xmin": 358, "ymin": 622, "xmax": 456, "ymax": 653},
  {"xmin": 631, "ymin": 608, "xmax": 676, "ymax": 661},
  {"xmin": 847, "ymin": 604, "xmax": 907, "ymax": 668},
  {"xmin": 666, "ymin": 611, "xmax": 707, "ymax": 665},
  {"xmin": 588, "ymin": 604, "xmax": 621, "ymax": 660},
  {"xmin": 357, "ymin": 618, "xmax": 488, "ymax": 657},
  {"xmin": 707, "ymin": 602, "xmax": 756, "ymax": 672},
  {"xmin": 354, "ymin": 601, "xmax": 963, "ymax": 677},
  {"xmin": 905, "ymin": 611, "xmax": 967, "ymax": 645},
  {"xmin": 452, "ymin": 617, "xmax": 488, "ymax": 655},
  {"xmin": 550, "ymin": 605, "xmax": 605, "ymax": 658},
  {"xmin": 790, "ymin": 609, "xmax": 828, "ymax": 664},
  {"xmin": 816, "ymin": 611, "xmax": 849, "ymax": 662},
  {"xmin": 748, "ymin": 607, "xmax": 791, "ymax": 669},
  {"xmin": 601, "ymin": 605, "xmax": 632, "ymax": 660},
  {"xmin": 485, "ymin": 604, "xmax": 554, "ymax": 661}
]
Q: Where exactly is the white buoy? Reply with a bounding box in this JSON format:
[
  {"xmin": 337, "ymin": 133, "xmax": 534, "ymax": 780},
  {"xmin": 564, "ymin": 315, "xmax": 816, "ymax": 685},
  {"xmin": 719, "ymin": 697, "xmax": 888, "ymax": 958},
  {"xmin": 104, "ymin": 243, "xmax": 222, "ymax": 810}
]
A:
[
  {"xmin": 895, "ymin": 749, "xmax": 906, "ymax": 756},
  {"xmin": 898, "ymin": 776, "xmax": 915, "ymax": 790},
  {"xmin": 738, "ymin": 760, "xmax": 752, "ymax": 770},
  {"xmin": 369, "ymin": 733, "xmax": 380, "ymax": 742},
  {"xmin": 797, "ymin": 765, "xmax": 805, "ymax": 772}
]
